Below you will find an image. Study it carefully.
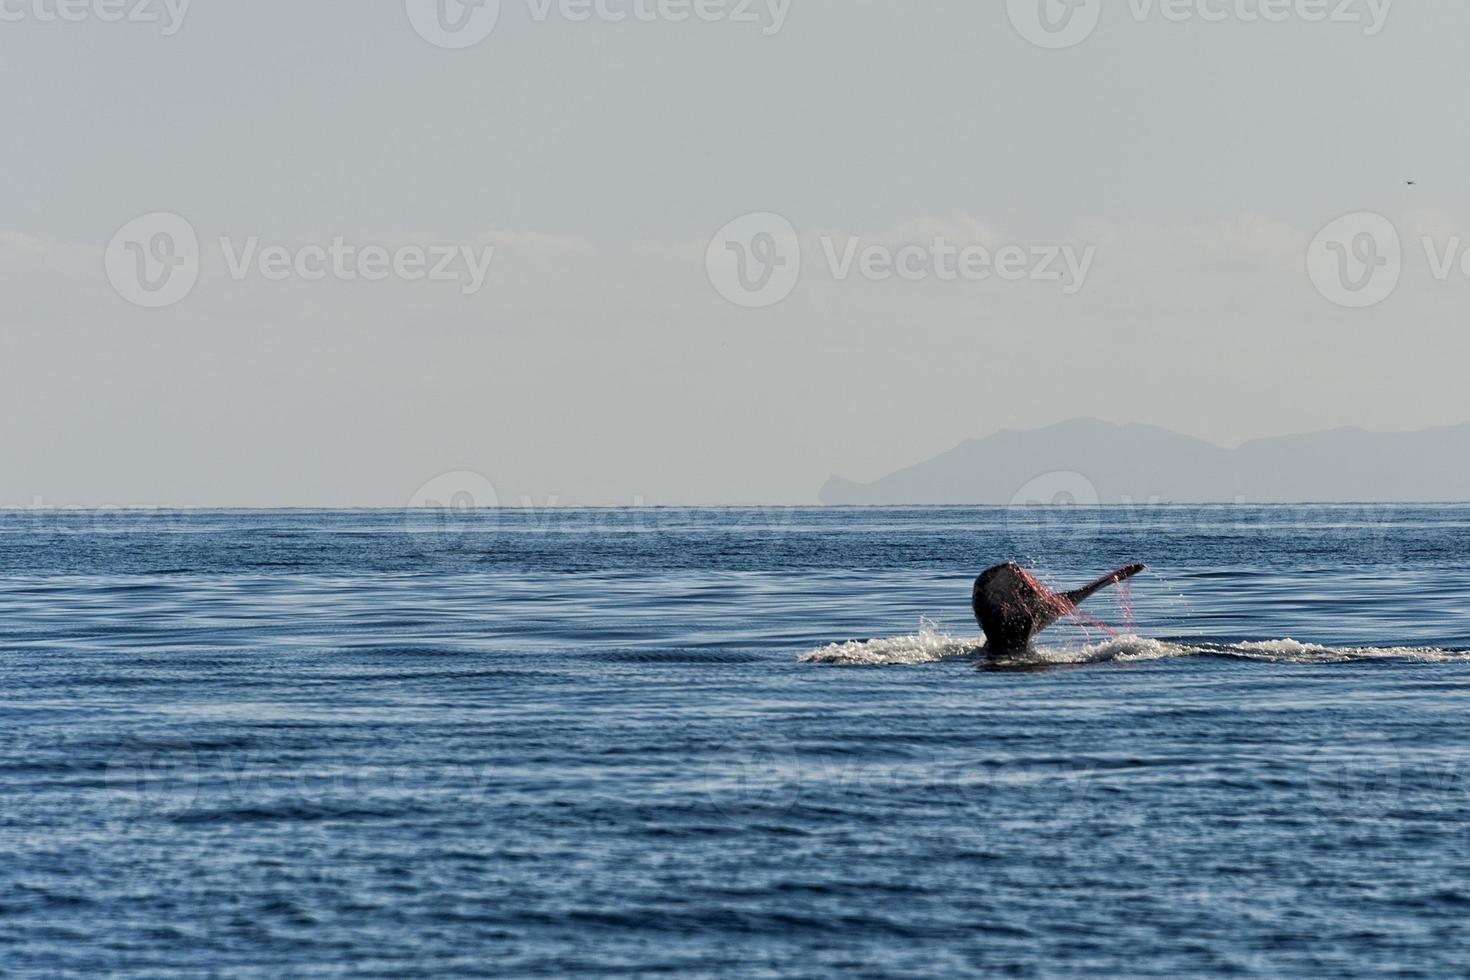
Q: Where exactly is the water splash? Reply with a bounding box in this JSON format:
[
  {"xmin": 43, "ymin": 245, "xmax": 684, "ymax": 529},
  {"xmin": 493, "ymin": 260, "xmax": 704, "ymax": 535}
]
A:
[
  {"xmin": 799, "ymin": 619, "xmax": 980, "ymax": 666},
  {"xmin": 800, "ymin": 630, "xmax": 1470, "ymax": 668},
  {"xmin": 1115, "ymin": 581, "xmax": 1135, "ymax": 631},
  {"xmin": 1016, "ymin": 565, "xmax": 1127, "ymax": 645}
]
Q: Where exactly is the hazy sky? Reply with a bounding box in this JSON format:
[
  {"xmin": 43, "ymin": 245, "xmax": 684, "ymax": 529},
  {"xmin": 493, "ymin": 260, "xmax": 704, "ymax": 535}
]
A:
[{"xmin": 3, "ymin": 0, "xmax": 1467, "ymax": 505}]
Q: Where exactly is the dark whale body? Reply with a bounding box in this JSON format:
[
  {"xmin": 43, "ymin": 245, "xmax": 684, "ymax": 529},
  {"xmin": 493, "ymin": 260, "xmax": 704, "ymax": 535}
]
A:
[{"xmin": 972, "ymin": 562, "xmax": 1146, "ymax": 655}]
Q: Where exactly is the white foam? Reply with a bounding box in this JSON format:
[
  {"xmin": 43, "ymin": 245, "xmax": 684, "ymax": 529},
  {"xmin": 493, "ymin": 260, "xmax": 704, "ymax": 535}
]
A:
[
  {"xmin": 799, "ymin": 619, "xmax": 980, "ymax": 666},
  {"xmin": 1021, "ymin": 635, "xmax": 1191, "ymax": 665},
  {"xmin": 1228, "ymin": 638, "xmax": 1468, "ymax": 663},
  {"xmin": 800, "ymin": 629, "xmax": 1468, "ymax": 667}
]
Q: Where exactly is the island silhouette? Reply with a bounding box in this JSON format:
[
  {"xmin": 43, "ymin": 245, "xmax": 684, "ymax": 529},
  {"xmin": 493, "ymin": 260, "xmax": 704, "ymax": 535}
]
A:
[{"xmin": 819, "ymin": 419, "xmax": 1470, "ymax": 505}]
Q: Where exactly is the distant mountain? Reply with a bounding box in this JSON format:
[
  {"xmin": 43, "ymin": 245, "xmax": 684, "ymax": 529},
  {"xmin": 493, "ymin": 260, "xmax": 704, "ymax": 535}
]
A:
[{"xmin": 818, "ymin": 419, "xmax": 1470, "ymax": 505}]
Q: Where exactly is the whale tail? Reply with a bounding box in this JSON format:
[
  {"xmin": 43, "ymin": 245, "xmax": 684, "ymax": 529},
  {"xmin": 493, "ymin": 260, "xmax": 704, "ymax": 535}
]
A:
[{"xmin": 973, "ymin": 562, "xmax": 1145, "ymax": 655}]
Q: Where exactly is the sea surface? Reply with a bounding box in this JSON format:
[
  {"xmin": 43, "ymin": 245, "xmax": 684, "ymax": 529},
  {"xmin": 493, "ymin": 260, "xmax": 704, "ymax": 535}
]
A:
[{"xmin": 4, "ymin": 505, "xmax": 1470, "ymax": 977}]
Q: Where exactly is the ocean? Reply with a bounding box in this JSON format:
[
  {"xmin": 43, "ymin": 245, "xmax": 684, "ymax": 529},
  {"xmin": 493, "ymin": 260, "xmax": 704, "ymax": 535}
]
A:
[{"xmin": 4, "ymin": 505, "xmax": 1470, "ymax": 977}]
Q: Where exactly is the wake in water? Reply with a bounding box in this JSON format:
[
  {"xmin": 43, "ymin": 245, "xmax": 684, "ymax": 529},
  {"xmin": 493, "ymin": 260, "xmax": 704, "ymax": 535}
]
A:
[
  {"xmin": 800, "ymin": 621, "xmax": 1470, "ymax": 667},
  {"xmin": 800, "ymin": 619, "xmax": 981, "ymax": 666}
]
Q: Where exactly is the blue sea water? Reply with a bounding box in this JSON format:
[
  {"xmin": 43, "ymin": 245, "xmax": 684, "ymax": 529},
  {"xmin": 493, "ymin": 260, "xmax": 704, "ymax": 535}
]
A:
[{"xmin": 4, "ymin": 505, "xmax": 1470, "ymax": 977}]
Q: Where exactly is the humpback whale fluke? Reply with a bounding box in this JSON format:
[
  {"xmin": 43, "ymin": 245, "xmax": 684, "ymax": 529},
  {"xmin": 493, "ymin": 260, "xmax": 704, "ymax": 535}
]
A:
[{"xmin": 972, "ymin": 562, "xmax": 1146, "ymax": 655}]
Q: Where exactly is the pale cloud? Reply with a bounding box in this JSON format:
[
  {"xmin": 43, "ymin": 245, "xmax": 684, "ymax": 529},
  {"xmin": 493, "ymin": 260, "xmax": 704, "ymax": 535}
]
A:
[
  {"xmin": 1080, "ymin": 213, "xmax": 1305, "ymax": 267},
  {"xmin": 867, "ymin": 212, "xmax": 1002, "ymax": 250},
  {"xmin": 1401, "ymin": 209, "xmax": 1459, "ymax": 243},
  {"xmin": 0, "ymin": 231, "xmax": 50, "ymax": 255},
  {"xmin": 635, "ymin": 238, "xmax": 705, "ymax": 262},
  {"xmin": 475, "ymin": 230, "xmax": 595, "ymax": 257}
]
